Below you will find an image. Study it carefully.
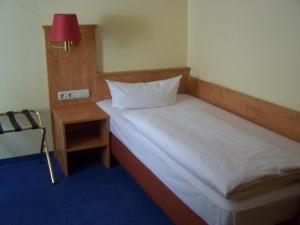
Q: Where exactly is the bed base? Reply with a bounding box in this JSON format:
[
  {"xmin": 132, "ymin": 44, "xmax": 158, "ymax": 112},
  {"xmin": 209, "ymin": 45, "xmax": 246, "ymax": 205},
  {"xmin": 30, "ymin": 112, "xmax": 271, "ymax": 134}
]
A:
[
  {"xmin": 111, "ymin": 133, "xmax": 300, "ymax": 225},
  {"xmin": 110, "ymin": 133, "xmax": 207, "ymax": 225}
]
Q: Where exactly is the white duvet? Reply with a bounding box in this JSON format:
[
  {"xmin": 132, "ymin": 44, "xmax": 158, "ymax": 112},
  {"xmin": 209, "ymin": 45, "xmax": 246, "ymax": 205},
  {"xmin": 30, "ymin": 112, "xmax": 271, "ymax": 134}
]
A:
[{"xmin": 122, "ymin": 95, "xmax": 300, "ymax": 198}]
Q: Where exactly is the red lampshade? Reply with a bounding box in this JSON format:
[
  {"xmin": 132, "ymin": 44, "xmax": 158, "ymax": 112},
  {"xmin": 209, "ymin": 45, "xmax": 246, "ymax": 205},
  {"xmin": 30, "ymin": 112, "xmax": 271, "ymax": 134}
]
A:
[{"xmin": 50, "ymin": 14, "xmax": 81, "ymax": 42}]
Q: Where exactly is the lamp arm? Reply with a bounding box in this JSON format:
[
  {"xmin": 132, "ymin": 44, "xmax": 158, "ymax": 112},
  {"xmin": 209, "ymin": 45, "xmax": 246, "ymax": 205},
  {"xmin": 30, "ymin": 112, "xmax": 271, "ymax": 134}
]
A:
[{"xmin": 48, "ymin": 41, "xmax": 73, "ymax": 51}]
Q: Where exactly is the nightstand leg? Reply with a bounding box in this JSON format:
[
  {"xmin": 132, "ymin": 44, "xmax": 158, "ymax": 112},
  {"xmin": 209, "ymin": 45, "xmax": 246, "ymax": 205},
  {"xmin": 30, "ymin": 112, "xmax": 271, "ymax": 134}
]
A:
[{"xmin": 101, "ymin": 146, "xmax": 111, "ymax": 168}]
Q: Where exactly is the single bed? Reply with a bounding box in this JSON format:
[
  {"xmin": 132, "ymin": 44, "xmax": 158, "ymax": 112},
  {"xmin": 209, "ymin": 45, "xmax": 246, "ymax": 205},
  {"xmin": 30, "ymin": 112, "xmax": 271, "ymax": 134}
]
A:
[{"xmin": 97, "ymin": 94, "xmax": 300, "ymax": 225}]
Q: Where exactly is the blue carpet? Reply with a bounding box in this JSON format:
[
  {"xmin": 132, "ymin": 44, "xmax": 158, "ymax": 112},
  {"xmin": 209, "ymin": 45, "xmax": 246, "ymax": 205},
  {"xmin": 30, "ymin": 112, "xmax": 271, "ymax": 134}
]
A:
[{"xmin": 0, "ymin": 154, "xmax": 174, "ymax": 225}]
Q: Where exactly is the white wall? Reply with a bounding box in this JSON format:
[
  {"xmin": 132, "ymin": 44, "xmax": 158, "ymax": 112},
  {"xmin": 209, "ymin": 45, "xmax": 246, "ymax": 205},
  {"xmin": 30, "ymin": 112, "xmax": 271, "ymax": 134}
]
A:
[
  {"xmin": 188, "ymin": 0, "xmax": 300, "ymax": 111},
  {"xmin": 0, "ymin": 0, "xmax": 187, "ymax": 159}
]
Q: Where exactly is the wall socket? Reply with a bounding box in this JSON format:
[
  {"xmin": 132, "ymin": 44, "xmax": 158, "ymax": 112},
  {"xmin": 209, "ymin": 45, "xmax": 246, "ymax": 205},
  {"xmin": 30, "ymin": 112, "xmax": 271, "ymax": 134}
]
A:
[{"xmin": 58, "ymin": 89, "xmax": 90, "ymax": 101}]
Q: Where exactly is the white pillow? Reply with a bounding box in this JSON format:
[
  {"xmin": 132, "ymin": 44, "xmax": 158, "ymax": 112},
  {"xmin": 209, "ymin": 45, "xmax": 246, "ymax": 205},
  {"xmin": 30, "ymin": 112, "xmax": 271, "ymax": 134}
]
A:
[{"xmin": 106, "ymin": 75, "xmax": 182, "ymax": 109}]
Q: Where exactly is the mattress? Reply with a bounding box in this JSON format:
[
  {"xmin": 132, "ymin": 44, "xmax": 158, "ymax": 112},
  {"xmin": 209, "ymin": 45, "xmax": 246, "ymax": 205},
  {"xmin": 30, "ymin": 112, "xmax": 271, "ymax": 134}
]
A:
[
  {"xmin": 97, "ymin": 95, "xmax": 300, "ymax": 225},
  {"xmin": 121, "ymin": 95, "xmax": 300, "ymax": 200}
]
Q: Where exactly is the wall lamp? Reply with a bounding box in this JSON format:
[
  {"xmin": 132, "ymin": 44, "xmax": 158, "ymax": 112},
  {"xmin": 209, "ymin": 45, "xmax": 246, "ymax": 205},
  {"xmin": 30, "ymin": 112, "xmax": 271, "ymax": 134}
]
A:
[{"xmin": 48, "ymin": 14, "xmax": 81, "ymax": 51}]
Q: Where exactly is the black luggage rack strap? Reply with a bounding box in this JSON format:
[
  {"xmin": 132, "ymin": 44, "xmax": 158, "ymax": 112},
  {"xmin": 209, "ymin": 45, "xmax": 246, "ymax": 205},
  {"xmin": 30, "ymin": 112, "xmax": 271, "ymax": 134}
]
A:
[{"xmin": 0, "ymin": 110, "xmax": 41, "ymax": 134}]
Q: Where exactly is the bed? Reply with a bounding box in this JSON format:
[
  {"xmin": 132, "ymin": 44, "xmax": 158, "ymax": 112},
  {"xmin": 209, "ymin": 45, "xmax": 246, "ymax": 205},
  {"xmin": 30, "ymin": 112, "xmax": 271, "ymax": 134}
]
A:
[{"xmin": 97, "ymin": 94, "xmax": 300, "ymax": 225}]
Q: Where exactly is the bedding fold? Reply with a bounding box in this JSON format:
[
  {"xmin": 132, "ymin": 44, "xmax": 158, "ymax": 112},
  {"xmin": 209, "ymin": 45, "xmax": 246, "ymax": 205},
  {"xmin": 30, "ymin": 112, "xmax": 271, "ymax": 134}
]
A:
[{"xmin": 121, "ymin": 95, "xmax": 300, "ymax": 200}]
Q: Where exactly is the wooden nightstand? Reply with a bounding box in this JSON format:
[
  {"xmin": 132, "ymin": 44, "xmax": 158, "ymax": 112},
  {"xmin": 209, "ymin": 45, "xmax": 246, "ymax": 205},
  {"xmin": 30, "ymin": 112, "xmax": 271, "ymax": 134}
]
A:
[{"xmin": 52, "ymin": 103, "xmax": 110, "ymax": 176}]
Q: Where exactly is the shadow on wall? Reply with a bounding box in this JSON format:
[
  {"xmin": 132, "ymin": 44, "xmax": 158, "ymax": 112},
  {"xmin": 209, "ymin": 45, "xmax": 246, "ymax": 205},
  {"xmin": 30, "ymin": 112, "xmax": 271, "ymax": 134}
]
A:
[
  {"xmin": 101, "ymin": 14, "xmax": 150, "ymax": 47},
  {"xmin": 96, "ymin": 14, "xmax": 151, "ymax": 72}
]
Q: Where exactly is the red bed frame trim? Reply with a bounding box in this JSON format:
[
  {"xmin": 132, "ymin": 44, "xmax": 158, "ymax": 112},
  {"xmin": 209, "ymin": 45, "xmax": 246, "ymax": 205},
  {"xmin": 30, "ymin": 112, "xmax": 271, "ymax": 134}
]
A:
[{"xmin": 110, "ymin": 133, "xmax": 207, "ymax": 225}]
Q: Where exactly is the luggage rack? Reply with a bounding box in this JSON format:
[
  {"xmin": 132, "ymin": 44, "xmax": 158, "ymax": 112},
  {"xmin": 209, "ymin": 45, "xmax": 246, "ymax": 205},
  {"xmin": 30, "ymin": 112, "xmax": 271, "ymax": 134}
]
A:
[{"xmin": 0, "ymin": 110, "xmax": 55, "ymax": 184}]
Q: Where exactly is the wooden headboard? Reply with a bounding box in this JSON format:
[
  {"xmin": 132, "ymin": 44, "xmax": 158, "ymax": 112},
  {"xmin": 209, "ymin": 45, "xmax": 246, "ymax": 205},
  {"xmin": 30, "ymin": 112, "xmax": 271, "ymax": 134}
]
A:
[
  {"xmin": 43, "ymin": 25, "xmax": 189, "ymax": 108},
  {"xmin": 91, "ymin": 67, "xmax": 190, "ymax": 102}
]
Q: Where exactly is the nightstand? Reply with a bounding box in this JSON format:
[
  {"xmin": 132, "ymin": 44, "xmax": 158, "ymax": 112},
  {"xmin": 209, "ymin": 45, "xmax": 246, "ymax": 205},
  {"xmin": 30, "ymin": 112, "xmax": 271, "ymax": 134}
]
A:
[{"xmin": 52, "ymin": 103, "xmax": 110, "ymax": 176}]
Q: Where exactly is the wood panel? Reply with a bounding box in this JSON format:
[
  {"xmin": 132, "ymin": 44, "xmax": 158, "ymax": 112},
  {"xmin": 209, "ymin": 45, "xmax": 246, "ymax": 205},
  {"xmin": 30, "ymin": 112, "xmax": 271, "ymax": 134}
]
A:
[
  {"xmin": 43, "ymin": 25, "xmax": 98, "ymax": 108},
  {"xmin": 92, "ymin": 67, "xmax": 190, "ymax": 101},
  {"xmin": 188, "ymin": 77, "xmax": 300, "ymax": 143}
]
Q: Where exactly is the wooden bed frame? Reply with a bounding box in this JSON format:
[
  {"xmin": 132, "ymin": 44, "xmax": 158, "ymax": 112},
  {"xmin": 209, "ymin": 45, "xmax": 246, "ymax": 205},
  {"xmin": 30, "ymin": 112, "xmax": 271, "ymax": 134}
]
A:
[
  {"xmin": 111, "ymin": 134, "xmax": 300, "ymax": 225},
  {"xmin": 43, "ymin": 24, "xmax": 300, "ymax": 225},
  {"xmin": 111, "ymin": 133, "xmax": 207, "ymax": 225}
]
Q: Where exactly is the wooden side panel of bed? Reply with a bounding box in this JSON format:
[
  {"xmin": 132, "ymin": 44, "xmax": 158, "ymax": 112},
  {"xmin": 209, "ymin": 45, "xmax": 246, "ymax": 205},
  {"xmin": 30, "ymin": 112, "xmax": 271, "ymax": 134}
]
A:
[
  {"xmin": 189, "ymin": 77, "xmax": 300, "ymax": 143},
  {"xmin": 110, "ymin": 133, "xmax": 207, "ymax": 225}
]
